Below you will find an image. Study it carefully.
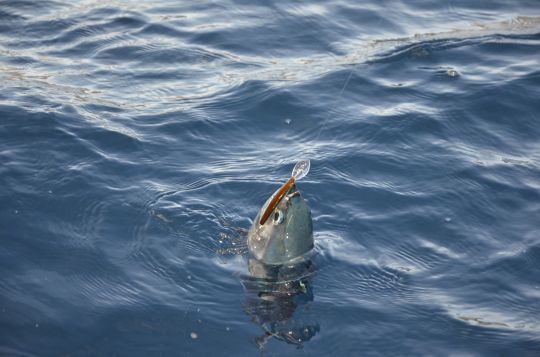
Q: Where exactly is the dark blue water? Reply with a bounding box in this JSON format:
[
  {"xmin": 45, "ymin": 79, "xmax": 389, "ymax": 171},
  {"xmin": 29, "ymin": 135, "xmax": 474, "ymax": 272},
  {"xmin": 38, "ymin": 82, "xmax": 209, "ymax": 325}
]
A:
[{"xmin": 2, "ymin": 1, "xmax": 540, "ymax": 355}]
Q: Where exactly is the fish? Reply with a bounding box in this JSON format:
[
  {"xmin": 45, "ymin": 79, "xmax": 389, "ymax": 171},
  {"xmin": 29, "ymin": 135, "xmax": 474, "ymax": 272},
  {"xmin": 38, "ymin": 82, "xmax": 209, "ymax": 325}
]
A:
[
  {"xmin": 242, "ymin": 257, "xmax": 320, "ymax": 348},
  {"xmin": 247, "ymin": 163, "xmax": 314, "ymax": 265},
  {"xmin": 243, "ymin": 161, "xmax": 319, "ymax": 347}
]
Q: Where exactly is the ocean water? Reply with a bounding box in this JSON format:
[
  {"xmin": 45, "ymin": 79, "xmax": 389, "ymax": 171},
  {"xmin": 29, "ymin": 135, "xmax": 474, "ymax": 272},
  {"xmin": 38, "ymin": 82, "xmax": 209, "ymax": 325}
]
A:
[{"xmin": 1, "ymin": 0, "xmax": 540, "ymax": 355}]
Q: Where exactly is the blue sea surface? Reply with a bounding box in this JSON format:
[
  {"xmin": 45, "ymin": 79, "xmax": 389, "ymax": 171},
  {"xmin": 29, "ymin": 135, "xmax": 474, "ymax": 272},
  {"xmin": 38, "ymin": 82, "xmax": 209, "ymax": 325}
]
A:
[{"xmin": 1, "ymin": 0, "xmax": 540, "ymax": 356}]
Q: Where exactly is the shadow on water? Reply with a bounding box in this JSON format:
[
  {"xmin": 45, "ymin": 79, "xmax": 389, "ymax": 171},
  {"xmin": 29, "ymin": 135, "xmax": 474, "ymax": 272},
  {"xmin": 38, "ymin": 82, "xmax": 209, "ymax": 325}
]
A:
[{"xmin": 241, "ymin": 258, "xmax": 320, "ymax": 350}]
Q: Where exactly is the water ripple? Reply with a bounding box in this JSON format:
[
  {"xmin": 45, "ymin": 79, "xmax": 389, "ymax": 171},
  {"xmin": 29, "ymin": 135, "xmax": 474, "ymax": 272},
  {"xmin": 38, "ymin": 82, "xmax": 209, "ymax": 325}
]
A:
[{"xmin": 2, "ymin": 1, "xmax": 540, "ymax": 355}]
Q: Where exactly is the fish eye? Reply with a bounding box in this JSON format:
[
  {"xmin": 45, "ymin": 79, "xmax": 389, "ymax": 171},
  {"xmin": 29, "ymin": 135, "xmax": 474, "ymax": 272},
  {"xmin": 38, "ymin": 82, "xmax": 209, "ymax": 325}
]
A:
[{"xmin": 273, "ymin": 209, "xmax": 284, "ymax": 225}]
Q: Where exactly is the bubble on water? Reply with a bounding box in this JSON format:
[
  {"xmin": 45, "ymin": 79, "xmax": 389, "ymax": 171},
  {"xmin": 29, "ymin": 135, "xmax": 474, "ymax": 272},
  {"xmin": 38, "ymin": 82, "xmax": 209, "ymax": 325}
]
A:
[
  {"xmin": 284, "ymin": 118, "xmax": 292, "ymax": 124},
  {"xmin": 447, "ymin": 68, "xmax": 459, "ymax": 77},
  {"xmin": 190, "ymin": 332, "xmax": 198, "ymax": 339}
]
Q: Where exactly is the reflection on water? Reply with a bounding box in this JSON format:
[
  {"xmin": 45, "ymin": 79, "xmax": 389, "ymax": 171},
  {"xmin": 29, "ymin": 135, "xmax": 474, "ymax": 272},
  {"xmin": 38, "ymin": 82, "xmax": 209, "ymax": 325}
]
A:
[
  {"xmin": 2, "ymin": 0, "xmax": 540, "ymax": 355},
  {"xmin": 242, "ymin": 258, "xmax": 320, "ymax": 349}
]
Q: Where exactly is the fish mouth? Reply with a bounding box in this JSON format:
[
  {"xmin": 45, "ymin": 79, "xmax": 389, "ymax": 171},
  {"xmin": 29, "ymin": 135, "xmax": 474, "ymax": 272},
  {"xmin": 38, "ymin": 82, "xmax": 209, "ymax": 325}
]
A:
[{"xmin": 284, "ymin": 185, "xmax": 300, "ymax": 201}]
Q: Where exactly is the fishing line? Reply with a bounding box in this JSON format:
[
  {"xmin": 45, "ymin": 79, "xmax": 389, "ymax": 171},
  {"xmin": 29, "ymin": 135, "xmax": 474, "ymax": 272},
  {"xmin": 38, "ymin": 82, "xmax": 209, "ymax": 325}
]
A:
[{"xmin": 312, "ymin": 62, "xmax": 358, "ymax": 143}]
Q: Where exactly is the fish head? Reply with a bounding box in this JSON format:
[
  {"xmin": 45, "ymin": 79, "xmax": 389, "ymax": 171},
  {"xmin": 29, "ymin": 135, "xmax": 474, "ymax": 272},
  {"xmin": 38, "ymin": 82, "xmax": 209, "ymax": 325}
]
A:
[{"xmin": 248, "ymin": 183, "xmax": 313, "ymax": 265}]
